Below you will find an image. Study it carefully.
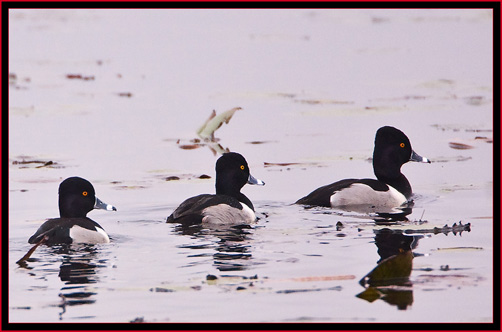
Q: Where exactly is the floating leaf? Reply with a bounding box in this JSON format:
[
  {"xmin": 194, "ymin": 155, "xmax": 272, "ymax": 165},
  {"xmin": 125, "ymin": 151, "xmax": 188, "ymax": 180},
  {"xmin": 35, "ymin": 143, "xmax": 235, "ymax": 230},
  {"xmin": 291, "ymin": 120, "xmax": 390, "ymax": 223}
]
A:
[
  {"xmin": 290, "ymin": 275, "xmax": 355, "ymax": 282},
  {"xmin": 178, "ymin": 144, "xmax": 201, "ymax": 150},
  {"xmin": 246, "ymin": 140, "xmax": 277, "ymax": 145},
  {"xmin": 474, "ymin": 136, "xmax": 493, "ymax": 143},
  {"xmin": 264, "ymin": 161, "xmax": 321, "ymax": 168},
  {"xmin": 449, "ymin": 142, "xmax": 474, "ymax": 150},
  {"xmin": 264, "ymin": 162, "xmax": 303, "ymax": 167},
  {"xmin": 12, "ymin": 159, "xmax": 61, "ymax": 169},
  {"xmin": 66, "ymin": 74, "xmax": 95, "ymax": 81},
  {"xmin": 434, "ymin": 246, "xmax": 483, "ymax": 252},
  {"xmin": 116, "ymin": 92, "xmax": 133, "ymax": 97},
  {"xmin": 165, "ymin": 176, "xmax": 180, "ymax": 181},
  {"xmin": 197, "ymin": 107, "xmax": 242, "ymax": 140},
  {"xmin": 114, "ymin": 185, "xmax": 148, "ymax": 190},
  {"xmin": 464, "ymin": 96, "xmax": 486, "ymax": 106}
]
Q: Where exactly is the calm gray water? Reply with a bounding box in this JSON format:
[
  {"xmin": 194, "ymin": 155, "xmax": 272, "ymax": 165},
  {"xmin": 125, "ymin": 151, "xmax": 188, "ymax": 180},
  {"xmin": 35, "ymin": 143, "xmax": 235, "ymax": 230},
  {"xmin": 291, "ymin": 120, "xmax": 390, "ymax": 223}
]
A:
[{"xmin": 9, "ymin": 9, "xmax": 493, "ymax": 323}]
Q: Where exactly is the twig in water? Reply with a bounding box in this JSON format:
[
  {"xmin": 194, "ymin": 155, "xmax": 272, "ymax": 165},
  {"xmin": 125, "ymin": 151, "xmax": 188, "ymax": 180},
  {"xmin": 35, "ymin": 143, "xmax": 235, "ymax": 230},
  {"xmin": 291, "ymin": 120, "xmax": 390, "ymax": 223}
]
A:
[{"xmin": 16, "ymin": 236, "xmax": 48, "ymax": 265}]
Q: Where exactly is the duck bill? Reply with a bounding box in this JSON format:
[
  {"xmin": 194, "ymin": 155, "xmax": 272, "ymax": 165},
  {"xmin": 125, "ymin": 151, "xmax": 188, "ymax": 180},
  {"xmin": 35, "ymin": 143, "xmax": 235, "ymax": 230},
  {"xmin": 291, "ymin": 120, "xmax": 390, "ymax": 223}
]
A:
[
  {"xmin": 248, "ymin": 174, "xmax": 265, "ymax": 186},
  {"xmin": 94, "ymin": 197, "xmax": 117, "ymax": 211},
  {"xmin": 410, "ymin": 150, "xmax": 431, "ymax": 164}
]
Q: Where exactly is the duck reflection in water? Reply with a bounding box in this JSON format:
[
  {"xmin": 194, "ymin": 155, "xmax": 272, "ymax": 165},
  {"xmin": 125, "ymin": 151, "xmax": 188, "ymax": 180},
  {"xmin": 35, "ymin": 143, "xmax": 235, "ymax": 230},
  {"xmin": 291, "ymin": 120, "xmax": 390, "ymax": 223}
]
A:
[
  {"xmin": 173, "ymin": 223, "xmax": 256, "ymax": 272},
  {"xmin": 49, "ymin": 245, "xmax": 106, "ymax": 320},
  {"xmin": 357, "ymin": 228, "xmax": 422, "ymax": 310}
]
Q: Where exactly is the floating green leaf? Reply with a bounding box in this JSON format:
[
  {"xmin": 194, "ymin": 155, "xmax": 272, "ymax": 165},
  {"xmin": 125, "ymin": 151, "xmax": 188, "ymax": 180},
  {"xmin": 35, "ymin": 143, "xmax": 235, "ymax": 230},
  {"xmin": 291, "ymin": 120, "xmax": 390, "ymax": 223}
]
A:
[{"xmin": 197, "ymin": 107, "xmax": 242, "ymax": 140}]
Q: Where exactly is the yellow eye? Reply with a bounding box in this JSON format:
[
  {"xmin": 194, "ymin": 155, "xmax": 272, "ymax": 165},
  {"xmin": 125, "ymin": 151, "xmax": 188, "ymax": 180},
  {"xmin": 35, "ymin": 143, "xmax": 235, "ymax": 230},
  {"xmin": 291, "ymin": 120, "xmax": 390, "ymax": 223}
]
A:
[
  {"xmin": 400, "ymin": 143, "xmax": 405, "ymax": 148},
  {"xmin": 82, "ymin": 191, "xmax": 88, "ymax": 196},
  {"xmin": 240, "ymin": 165, "xmax": 245, "ymax": 170}
]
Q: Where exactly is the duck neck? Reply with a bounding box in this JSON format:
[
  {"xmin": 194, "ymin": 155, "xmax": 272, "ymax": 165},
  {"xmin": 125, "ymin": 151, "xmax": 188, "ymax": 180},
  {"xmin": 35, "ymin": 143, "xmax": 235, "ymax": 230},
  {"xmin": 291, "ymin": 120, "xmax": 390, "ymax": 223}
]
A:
[
  {"xmin": 215, "ymin": 182, "xmax": 254, "ymax": 211},
  {"xmin": 59, "ymin": 196, "xmax": 90, "ymax": 218},
  {"xmin": 215, "ymin": 180, "xmax": 238, "ymax": 197},
  {"xmin": 373, "ymin": 156, "xmax": 412, "ymax": 198},
  {"xmin": 375, "ymin": 171, "xmax": 412, "ymax": 198},
  {"xmin": 237, "ymin": 193, "xmax": 254, "ymax": 211}
]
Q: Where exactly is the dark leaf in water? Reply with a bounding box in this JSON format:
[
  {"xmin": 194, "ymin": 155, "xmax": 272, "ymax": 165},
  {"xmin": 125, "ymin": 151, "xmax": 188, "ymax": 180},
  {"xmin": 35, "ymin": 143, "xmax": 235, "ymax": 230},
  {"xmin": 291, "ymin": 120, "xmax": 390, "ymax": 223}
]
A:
[
  {"xmin": 294, "ymin": 98, "xmax": 353, "ymax": 105},
  {"xmin": 12, "ymin": 158, "xmax": 62, "ymax": 169},
  {"xmin": 276, "ymin": 92, "xmax": 296, "ymax": 99},
  {"xmin": 263, "ymin": 161, "xmax": 321, "ymax": 168},
  {"xmin": 66, "ymin": 74, "xmax": 95, "ymax": 81},
  {"xmin": 449, "ymin": 142, "xmax": 474, "ymax": 150},
  {"xmin": 36, "ymin": 161, "xmax": 54, "ymax": 168},
  {"xmin": 179, "ymin": 144, "xmax": 201, "ymax": 150},
  {"xmin": 474, "ymin": 136, "xmax": 493, "ymax": 143},
  {"xmin": 117, "ymin": 92, "xmax": 133, "ymax": 97},
  {"xmin": 12, "ymin": 306, "xmax": 32, "ymax": 310},
  {"xmin": 290, "ymin": 275, "xmax": 354, "ymax": 282},
  {"xmin": 464, "ymin": 96, "xmax": 486, "ymax": 106},
  {"xmin": 403, "ymin": 95, "xmax": 427, "ymax": 100},
  {"xmin": 13, "ymin": 159, "xmax": 51, "ymax": 165},
  {"xmin": 264, "ymin": 162, "xmax": 301, "ymax": 167},
  {"xmin": 371, "ymin": 16, "xmax": 390, "ymax": 24},
  {"xmin": 246, "ymin": 140, "xmax": 277, "ymax": 145},
  {"xmin": 465, "ymin": 128, "xmax": 492, "ymax": 133},
  {"xmin": 295, "ymin": 99, "xmax": 321, "ymax": 105},
  {"xmin": 165, "ymin": 176, "xmax": 180, "ymax": 181}
]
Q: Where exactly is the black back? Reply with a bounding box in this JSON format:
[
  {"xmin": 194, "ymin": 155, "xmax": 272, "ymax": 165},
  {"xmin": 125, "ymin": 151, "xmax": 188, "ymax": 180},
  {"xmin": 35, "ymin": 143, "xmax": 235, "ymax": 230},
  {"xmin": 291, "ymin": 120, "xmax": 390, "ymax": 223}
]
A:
[
  {"xmin": 28, "ymin": 217, "xmax": 102, "ymax": 244},
  {"xmin": 166, "ymin": 194, "xmax": 244, "ymax": 224},
  {"xmin": 295, "ymin": 178, "xmax": 390, "ymax": 207}
]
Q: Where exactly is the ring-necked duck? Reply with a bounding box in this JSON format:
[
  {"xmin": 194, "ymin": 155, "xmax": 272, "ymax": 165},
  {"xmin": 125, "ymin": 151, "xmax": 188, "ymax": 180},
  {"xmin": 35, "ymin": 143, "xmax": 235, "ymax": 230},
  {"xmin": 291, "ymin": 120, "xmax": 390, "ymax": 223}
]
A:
[
  {"xmin": 295, "ymin": 126, "xmax": 430, "ymax": 210},
  {"xmin": 166, "ymin": 152, "xmax": 265, "ymax": 225},
  {"xmin": 28, "ymin": 177, "xmax": 116, "ymax": 245}
]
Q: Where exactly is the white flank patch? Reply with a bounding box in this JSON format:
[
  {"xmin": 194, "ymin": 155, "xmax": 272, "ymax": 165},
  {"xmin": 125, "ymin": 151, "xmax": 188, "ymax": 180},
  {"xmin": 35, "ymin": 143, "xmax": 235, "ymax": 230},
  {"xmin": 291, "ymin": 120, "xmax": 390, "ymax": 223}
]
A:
[
  {"xmin": 202, "ymin": 203, "xmax": 256, "ymax": 226},
  {"xmin": 69, "ymin": 225, "xmax": 110, "ymax": 244},
  {"xmin": 330, "ymin": 183, "xmax": 407, "ymax": 209}
]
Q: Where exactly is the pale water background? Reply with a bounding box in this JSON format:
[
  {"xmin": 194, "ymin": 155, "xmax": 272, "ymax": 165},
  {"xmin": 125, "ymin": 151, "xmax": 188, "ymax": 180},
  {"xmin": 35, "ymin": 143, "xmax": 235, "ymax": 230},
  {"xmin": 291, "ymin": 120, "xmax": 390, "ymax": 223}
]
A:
[{"xmin": 8, "ymin": 8, "xmax": 494, "ymax": 324}]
